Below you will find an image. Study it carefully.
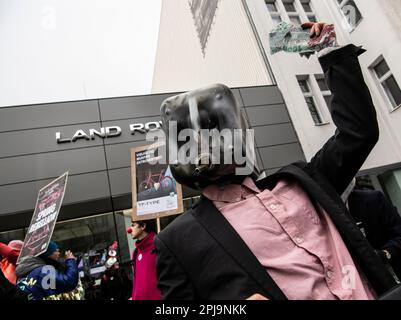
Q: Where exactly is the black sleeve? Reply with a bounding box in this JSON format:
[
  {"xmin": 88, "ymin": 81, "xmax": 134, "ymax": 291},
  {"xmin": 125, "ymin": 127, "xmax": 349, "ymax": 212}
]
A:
[
  {"xmin": 154, "ymin": 235, "xmax": 196, "ymax": 300},
  {"xmin": 378, "ymin": 193, "xmax": 401, "ymax": 260},
  {"xmin": 307, "ymin": 44, "xmax": 379, "ymax": 195},
  {"xmin": 0, "ymin": 269, "xmax": 28, "ymax": 301}
]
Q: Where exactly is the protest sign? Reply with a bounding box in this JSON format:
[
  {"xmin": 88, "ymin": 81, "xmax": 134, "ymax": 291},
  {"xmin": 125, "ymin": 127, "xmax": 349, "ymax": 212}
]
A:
[
  {"xmin": 17, "ymin": 172, "xmax": 68, "ymax": 263},
  {"xmin": 131, "ymin": 142, "xmax": 183, "ymax": 221}
]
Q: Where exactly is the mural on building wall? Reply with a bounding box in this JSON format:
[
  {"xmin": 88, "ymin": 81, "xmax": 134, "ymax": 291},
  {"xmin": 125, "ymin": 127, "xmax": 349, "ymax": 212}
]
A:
[{"xmin": 189, "ymin": 0, "xmax": 220, "ymax": 55}]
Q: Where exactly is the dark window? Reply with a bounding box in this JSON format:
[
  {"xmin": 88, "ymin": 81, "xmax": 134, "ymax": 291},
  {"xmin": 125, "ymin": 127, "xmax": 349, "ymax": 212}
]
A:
[
  {"xmin": 374, "ymin": 59, "xmax": 391, "ymax": 79},
  {"xmin": 337, "ymin": 0, "xmax": 363, "ymax": 30},
  {"xmin": 324, "ymin": 95, "xmax": 332, "ymax": 108},
  {"xmin": 272, "ymin": 14, "xmax": 283, "ymax": 25},
  {"xmin": 283, "ymin": 0, "xmax": 296, "ymax": 12},
  {"xmin": 315, "ymin": 75, "xmax": 332, "ymax": 109},
  {"xmin": 308, "ymin": 14, "xmax": 317, "ymax": 22},
  {"xmin": 316, "ymin": 77, "xmax": 329, "ymax": 92},
  {"xmin": 383, "ymin": 76, "xmax": 401, "ymax": 108},
  {"xmin": 305, "ymin": 97, "xmax": 323, "ymax": 125},
  {"xmin": 298, "ymin": 79, "xmax": 310, "ymax": 93},
  {"xmin": 266, "ymin": 0, "xmax": 278, "ymax": 12},
  {"xmin": 289, "ymin": 15, "xmax": 302, "ymax": 25},
  {"xmin": 0, "ymin": 229, "xmax": 25, "ymax": 245},
  {"xmin": 298, "ymin": 77, "xmax": 325, "ymax": 125},
  {"xmin": 372, "ymin": 57, "xmax": 401, "ymax": 110},
  {"xmin": 301, "ymin": 0, "xmax": 313, "ymax": 12}
]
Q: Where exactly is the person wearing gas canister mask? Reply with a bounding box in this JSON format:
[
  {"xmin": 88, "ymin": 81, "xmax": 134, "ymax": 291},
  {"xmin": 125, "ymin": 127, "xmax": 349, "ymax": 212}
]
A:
[{"xmin": 154, "ymin": 22, "xmax": 398, "ymax": 300}]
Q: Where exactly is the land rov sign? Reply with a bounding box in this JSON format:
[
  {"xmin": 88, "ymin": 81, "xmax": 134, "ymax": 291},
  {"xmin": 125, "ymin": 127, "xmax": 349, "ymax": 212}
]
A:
[{"xmin": 56, "ymin": 121, "xmax": 162, "ymax": 143}]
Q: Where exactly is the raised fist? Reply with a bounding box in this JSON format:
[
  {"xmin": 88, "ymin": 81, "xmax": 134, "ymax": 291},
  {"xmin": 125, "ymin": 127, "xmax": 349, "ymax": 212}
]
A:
[{"xmin": 65, "ymin": 250, "xmax": 76, "ymax": 260}]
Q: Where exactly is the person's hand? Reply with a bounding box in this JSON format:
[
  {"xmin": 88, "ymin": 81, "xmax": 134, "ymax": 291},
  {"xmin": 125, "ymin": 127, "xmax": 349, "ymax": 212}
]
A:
[
  {"xmin": 246, "ymin": 294, "xmax": 269, "ymax": 300},
  {"xmin": 65, "ymin": 250, "xmax": 76, "ymax": 260},
  {"xmin": 302, "ymin": 22, "xmax": 328, "ymax": 38}
]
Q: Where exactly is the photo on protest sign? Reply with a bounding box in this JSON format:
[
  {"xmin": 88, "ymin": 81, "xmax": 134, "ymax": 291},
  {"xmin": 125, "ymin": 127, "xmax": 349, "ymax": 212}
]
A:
[
  {"xmin": 131, "ymin": 142, "xmax": 183, "ymax": 221},
  {"xmin": 88, "ymin": 250, "xmax": 107, "ymax": 276},
  {"xmin": 17, "ymin": 172, "xmax": 69, "ymax": 263}
]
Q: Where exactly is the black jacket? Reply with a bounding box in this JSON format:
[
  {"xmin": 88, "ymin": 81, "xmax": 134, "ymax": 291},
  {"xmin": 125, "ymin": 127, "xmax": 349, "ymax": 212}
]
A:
[
  {"xmin": 155, "ymin": 45, "xmax": 398, "ymax": 300},
  {"xmin": 0, "ymin": 269, "xmax": 27, "ymax": 301},
  {"xmin": 348, "ymin": 190, "xmax": 401, "ymax": 278}
]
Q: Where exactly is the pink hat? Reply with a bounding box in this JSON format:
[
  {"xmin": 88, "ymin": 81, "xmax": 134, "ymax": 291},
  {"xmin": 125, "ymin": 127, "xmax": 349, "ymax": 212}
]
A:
[{"xmin": 8, "ymin": 240, "xmax": 24, "ymax": 251}]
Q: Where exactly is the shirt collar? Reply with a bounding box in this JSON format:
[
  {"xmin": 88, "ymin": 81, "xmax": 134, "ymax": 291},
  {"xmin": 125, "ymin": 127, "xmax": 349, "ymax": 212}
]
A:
[{"xmin": 203, "ymin": 177, "xmax": 261, "ymax": 203}]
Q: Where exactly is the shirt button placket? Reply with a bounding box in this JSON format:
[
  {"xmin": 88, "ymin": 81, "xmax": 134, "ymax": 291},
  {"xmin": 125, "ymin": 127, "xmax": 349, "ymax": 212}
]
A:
[
  {"xmin": 294, "ymin": 237, "xmax": 304, "ymax": 245},
  {"xmin": 270, "ymin": 204, "xmax": 277, "ymax": 211},
  {"xmin": 326, "ymin": 270, "xmax": 334, "ymax": 282}
]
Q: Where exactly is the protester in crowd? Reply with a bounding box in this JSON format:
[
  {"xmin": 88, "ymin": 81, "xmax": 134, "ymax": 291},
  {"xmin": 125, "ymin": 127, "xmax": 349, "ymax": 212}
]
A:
[
  {"xmin": 100, "ymin": 241, "xmax": 131, "ymax": 300},
  {"xmin": 0, "ymin": 240, "xmax": 24, "ymax": 284},
  {"xmin": 43, "ymin": 278, "xmax": 85, "ymax": 301},
  {"xmin": 344, "ymin": 187, "xmax": 401, "ymax": 281},
  {"xmin": 128, "ymin": 219, "xmax": 161, "ymax": 300},
  {"xmin": 82, "ymin": 274, "xmax": 100, "ymax": 300},
  {"xmin": 0, "ymin": 268, "xmax": 28, "ymax": 301},
  {"xmin": 154, "ymin": 22, "xmax": 398, "ymax": 300},
  {"xmin": 15, "ymin": 241, "xmax": 80, "ymax": 300}
]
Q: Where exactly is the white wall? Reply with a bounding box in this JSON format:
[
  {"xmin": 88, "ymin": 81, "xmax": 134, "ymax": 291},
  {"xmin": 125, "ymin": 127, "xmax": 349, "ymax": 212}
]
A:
[
  {"xmin": 381, "ymin": 0, "xmax": 401, "ymax": 38},
  {"xmin": 246, "ymin": 0, "xmax": 401, "ymax": 171},
  {"xmin": 0, "ymin": 0, "xmax": 162, "ymax": 107},
  {"xmin": 151, "ymin": 0, "xmax": 274, "ymax": 93},
  {"xmin": 325, "ymin": 0, "xmax": 401, "ymax": 161}
]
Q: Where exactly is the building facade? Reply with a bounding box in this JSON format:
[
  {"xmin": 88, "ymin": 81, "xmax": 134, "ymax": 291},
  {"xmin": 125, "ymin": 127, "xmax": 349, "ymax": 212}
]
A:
[
  {"xmin": 151, "ymin": 0, "xmax": 275, "ymax": 92},
  {"xmin": 1, "ymin": 0, "xmax": 401, "ymax": 294},
  {"xmin": 0, "ymin": 0, "xmax": 305, "ymax": 292},
  {"xmin": 245, "ymin": 0, "xmax": 401, "ymax": 210},
  {"xmin": 0, "ymin": 85, "xmax": 304, "ymax": 283}
]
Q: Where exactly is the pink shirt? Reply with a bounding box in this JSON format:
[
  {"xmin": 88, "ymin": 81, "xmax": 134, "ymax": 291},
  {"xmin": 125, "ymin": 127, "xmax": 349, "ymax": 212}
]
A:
[{"xmin": 203, "ymin": 177, "xmax": 376, "ymax": 300}]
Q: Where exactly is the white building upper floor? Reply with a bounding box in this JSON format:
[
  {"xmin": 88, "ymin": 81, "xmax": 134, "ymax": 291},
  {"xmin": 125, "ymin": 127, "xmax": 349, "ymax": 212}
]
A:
[
  {"xmin": 245, "ymin": 0, "xmax": 401, "ymax": 171},
  {"xmin": 151, "ymin": 0, "xmax": 275, "ymax": 93}
]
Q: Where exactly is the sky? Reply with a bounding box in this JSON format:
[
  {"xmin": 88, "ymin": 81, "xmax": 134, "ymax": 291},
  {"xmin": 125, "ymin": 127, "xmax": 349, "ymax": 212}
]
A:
[{"xmin": 0, "ymin": 0, "xmax": 162, "ymax": 107}]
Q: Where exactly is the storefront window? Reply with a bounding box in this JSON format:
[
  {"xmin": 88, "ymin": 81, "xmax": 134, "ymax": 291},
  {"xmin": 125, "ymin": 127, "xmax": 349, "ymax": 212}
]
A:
[
  {"xmin": 52, "ymin": 213, "xmax": 118, "ymax": 260},
  {"xmin": 380, "ymin": 169, "xmax": 401, "ymax": 215},
  {"xmin": 0, "ymin": 228, "xmax": 25, "ymax": 246},
  {"xmin": 114, "ymin": 212, "xmax": 132, "ymax": 265},
  {"xmin": 1, "ymin": 197, "xmax": 201, "ymax": 300},
  {"xmin": 50, "ymin": 213, "xmax": 132, "ymax": 299}
]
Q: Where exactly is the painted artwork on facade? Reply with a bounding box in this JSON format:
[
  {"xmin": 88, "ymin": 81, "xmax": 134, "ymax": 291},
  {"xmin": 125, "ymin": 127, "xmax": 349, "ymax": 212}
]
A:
[{"xmin": 189, "ymin": 0, "xmax": 219, "ymax": 54}]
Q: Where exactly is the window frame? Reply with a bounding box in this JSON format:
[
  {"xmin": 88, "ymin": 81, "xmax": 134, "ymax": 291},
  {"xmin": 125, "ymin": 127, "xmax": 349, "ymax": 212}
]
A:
[
  {"xmin": 370, "ymin": 56, "xmax": 401, "ymax": 113},
  {"xmin": 335, "ymin": 0, "xmax": 363, "ymax": 33},
  {"xmin": 315, "ymin": 74, "xmax": 332, "ymax": 109},
  {"xmin": 300, "ymin": 0, "xmax": 317, "ymax": 22},
  {"xmin": 265, "ymin": 0, "xmax": 318, "ymax": 26},
  {"xmin": 283, "ymin": 0, "xmax": 303, "ymax": 25},
  {"xmin": 297, "ymin": 75, "xmax": 330, "ymax": 126},
  {"xmin": 266, "ymin": 0, "xmax": 279, "ymax": 12},
  {"xmin": 265, "ymin": 0, "xmax": 283, "ymax": 26}
]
